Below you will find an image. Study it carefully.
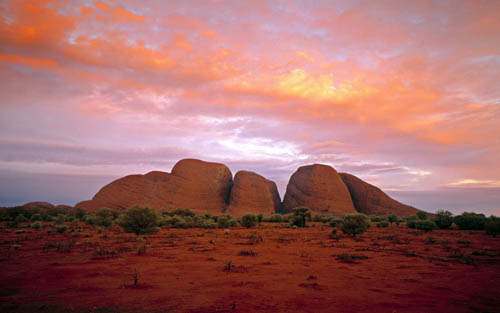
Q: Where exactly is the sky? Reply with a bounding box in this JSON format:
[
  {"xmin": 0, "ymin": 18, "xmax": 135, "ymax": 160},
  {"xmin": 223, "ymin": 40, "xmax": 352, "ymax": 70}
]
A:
[{"xmin": 0, "ymin": 0, "xmax": 499, "ymax": 215}]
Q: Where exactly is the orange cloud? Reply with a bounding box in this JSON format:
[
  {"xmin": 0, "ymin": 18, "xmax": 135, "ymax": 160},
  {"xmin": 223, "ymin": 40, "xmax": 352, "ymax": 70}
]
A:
[
  {"xmin": 93, "ymin": 1, "xmax": 145, "ymax": 22},
  {"xmin": 0, "ymin": 53, "xmax": 59, "ymax": 68}
]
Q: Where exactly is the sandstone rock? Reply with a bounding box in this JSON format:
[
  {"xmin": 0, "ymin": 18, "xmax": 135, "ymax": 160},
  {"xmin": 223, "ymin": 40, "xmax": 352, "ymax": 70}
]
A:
[
  {"xmin": 76, "ymin": 159, "xmax": 233, "ymax": 215},
  {"xmin": 339, "ymin": 173, "xmax": 419, "ymax": 216},
  {"xmin": 227, "ymin": 170, "xmax": 281, "ymax": 217},
  {"xmin": 23, "ymin": 201, "xmax": 55, "ymax": 209},
  {"xmin": 282, "ymin": 164, "xmax": 356, "ymax": 214}
]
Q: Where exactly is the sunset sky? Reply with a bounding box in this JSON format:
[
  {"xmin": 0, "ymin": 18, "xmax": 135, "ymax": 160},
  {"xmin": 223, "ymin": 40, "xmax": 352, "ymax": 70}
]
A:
[{"xmin": 1, "ymin": 0, "xmax": 499, "ymax": 214}]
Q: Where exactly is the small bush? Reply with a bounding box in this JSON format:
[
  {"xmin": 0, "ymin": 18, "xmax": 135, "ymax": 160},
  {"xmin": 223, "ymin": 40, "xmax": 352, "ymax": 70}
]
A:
[
  {"xmin": 329, "ymin": 217, "xmax": 342, "ymax": 227},
  {"xmin": 290, "ymin": 207, "xmax": 311, "ymax": 228},
  {"xmin": 434, "ymin": 210, "xmax": 453, "ymax": 229},
  {"xmin": 241, "ymin": 214, "xmax": 258, "ymax": 228},
  {"xmin": 15, "ymin": 214, "xmax": 28, "ymax": 223},
  {"xmin": 266, "ymin": 214, "xmax": 283, "ymax": 223},
  {"xmin": 377, "ymin": 221, "xmax": 389, "ymax": 228},
  {"xmin": 387, "ymin": 214, "xmax": 398, "ymax": 224},
  {"xmin": 54, "ymin": 214, "xmax": 66, "ymax": 225},
  {"xmin": 370, "ymin": 215, "xmax": 386, "ymax": 222},
  {"xmin": 31, "ymin": 221, "xmax": 42, "ymax": 230},
  {"xmin": 56, "ymin": 225, "xmax": 68, "ymax": 233},
  {"xmin": 31, "ymin": 213, "xmax": 42, "ymax": 221},
  {"xmin": 339, "ymin": 213, "xmax": 371, "ymax": 236},
  {"xmin": 217, "ymin": 214, "xmax": 233, "ymax": 229},
  {"xmin": 407, "ymin": 220, "xmax": 417, "ymax": 229},
  {"xmin": 416, "ymin": 211, "xmax": 428, "ymax": 220},
  {"xmin": 95, "ymin": 207, "xmax": 115, "ymax": 227},
  {"xmin": 485, "ymin": 217, "xmax": 500, "ymax": 237},
  {"xmin": 85, "ymin": 214, "xmax": 97, "ymax": 226},
  {"xmin": 454, "ymin": 212, "xmax": 487, "ymax": 230},
  {"xmin": 169, "ymin": 208, "xmax": 196, "ymax": 217},
  {"xmin": 414, "ymin": 220, "xmax": 436, "ymax": 231},
  {"xmin": 257, "ymin": 213, "xmax": 263, "ymax": 223},
  {"xmin": 117, "ymin": 206, "xmax": 161, "ymax": 236}
]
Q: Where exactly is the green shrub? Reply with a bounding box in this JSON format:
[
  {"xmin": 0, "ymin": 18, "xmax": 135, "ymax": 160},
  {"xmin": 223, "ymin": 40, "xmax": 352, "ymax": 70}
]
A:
[
  {"xmin": 31, "ymin": 213, "xmax": 42, "ymax": 221},
  {"xmin": 416, "ymin": 211, "xmax": 428, "ymax": 220},
  {"xmin": 370, "ymin": 215, "xmax": 386, "ymax": 222},
  {"xmin": 339, "ymin": 213, "xmax": 371, "ymax": 236},
  {"xmin": 257, "ymin": 213, "xmax": 264, "ymax": 223},
  {"xmin": 387, "ymin": 214, "xmax": 398, "ymax": 224},
  {"xmin": 377, "ymin": 221, "xmax": 389, "ymax": 228},
  {"xmin": 241, "ymin": 214, "xmax": 258, "ymax": 228},
  {"xmin": 95, "ymin": 207, "xmax": 114, "ymax": 227},
  {"xmin": 217, "ymin": 214, "xmax": 233, "ymax": 229},
  {"xmin": 15, "ymin": 214, "xmax": 28, "ymax": 223},
  {"xmin": 312, "ymin": 214, "xmax": 330, "ymax": 223},
  {"xmin": 85, "ymin": 214, "xmax": 97, "ymax": 226},
  {"xmin": 454, "ymin": 212, "xmax": 487, "ymax": 230},
  {"xmin": 485, "ymin": 216, "xmax": 500, "ymax": 237},
  {"xmin": 56, "ymin": 225, "xmax": 68, "ymax": 233},
  {"xmin": 290, "ymin": 207, "xmax": 311, "ymax": 228},
  {"xmin": 31, "ymin": 221, "xmax": 42, "ymax": 230},
  {"xmin": 117, "ymin": 206, "xmax": 161, "ymax": 236},
  {"xmin": 329, "ymin": 217, "xmax": 342, "ymax": 227},
  {"xmin": 434, "ymin": 210, "xmax": 453, "ymax": 229},
  {"xmin": 74, "ymin": 208, "xmax": 87, "ymax": 221},
  {"xmin": 414, "ymin": 220, "xmax": 436, "ymax": 231},
  {"xmin": 266, "ymin": 214, "xmax": 283, "ymax": 223},
  {"xmin": 407, "ymin": 220, "xmax": 417, "ymax": 229},
  {"xmin": 169, "ymin": 208, "xmax": 196, "ymax": 217},
  {"xmin": 55, "ymin": 214, "xmax": 66, "ymax": 225}
]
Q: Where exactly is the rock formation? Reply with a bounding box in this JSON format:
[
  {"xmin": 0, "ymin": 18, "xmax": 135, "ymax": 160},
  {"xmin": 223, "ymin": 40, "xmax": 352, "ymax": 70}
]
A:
[
  {"xmin": 227, "ymin": 171, "xmax": 281, "ymax": 217},
  {"xmin": 76, "ymin": 159, "xmax": 233, "ymax": 215},
  {"xmin": 339, "ymin": 173, "xmax": 419, "ymax": 216},
  {"xmin": 282, "ymin": 164, "xmax": 356, "ymax": 214},
  {"xmin": 23, "ymin": 201, "xmax": 55, "ymax": 209}
]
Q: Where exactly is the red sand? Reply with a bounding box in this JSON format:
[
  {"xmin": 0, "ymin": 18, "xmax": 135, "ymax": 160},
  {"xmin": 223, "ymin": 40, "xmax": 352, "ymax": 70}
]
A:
[{"xmin": 1, "ymin": 223, "xmax": 499, "ymax": 312}]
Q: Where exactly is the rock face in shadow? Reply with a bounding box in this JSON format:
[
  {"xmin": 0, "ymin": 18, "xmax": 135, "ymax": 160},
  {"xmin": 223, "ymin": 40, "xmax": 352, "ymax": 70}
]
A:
[
  {"xmin": 282, "ymin": 164, "xmax": 356, "ymax": 214},
  {"xmin": 76, "ymin": 159, "xmax": 233, "ymax": 215},
  {"xmin": 339, "ymin": 173, "xmax": 419, "ymax": 216},
  {"xmin": 227, "ymin": 171, "xmax": 281, "ymax": 217}
]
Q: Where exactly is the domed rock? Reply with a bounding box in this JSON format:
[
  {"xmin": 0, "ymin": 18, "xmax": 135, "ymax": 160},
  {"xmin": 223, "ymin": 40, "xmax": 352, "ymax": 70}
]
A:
[
  {"xmin": 23, "ymin": 201, "xmax": 55, "ymax": 209},
  {"xmin": 339, "ymin": 173, "xmax": 419, "ymax": 216},
  {"xmin": 227, "ymin": 170, "xmax": 281, "ymax": 217},
  {"xmin": 282, "ymin": 164, "xmax": 356, "ymax": 214},
  {"xmin": 76, "ymin": 159, "xmax": 233, "ymax": 215}
]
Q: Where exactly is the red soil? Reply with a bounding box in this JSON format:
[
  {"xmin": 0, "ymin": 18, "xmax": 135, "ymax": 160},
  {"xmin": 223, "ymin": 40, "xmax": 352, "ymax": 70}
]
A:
[{"xmin": 1, "ymin": 223, "xmax": 499, "ymax": 313}]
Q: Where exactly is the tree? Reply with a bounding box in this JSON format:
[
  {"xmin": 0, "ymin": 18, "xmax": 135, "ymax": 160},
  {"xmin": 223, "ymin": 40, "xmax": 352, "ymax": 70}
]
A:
[
  {"xmin": 290, "ymin": 207, "xmax": 311, "ymax": 228},
  {"xmin": 387, "ymin": 214, "xmax": 398, "ymax": 224},
  {"xmin": 434, "ymin": 210, "xmax": 453, "ymax": 229},
  {"xmin": 339, "ymin": 213, "xmax": 371, "ymax": 236},
  {"xmin": 454, "ymin": 212, "xmax": 487, "ymax": 230},
  {"xmin": 240, "ymin": 214, "xmax": 258, "ymax": 228},
  {"xmin": 96, "ymin": 207, "xmax": 115, "ymax": 227},
  {"xmin": 416, "ymin": 211, "xmax": 428, "ymax": 220},
  {"xmin": 117, "ymin": 206, "xmax": 161, "ymax": 236}
]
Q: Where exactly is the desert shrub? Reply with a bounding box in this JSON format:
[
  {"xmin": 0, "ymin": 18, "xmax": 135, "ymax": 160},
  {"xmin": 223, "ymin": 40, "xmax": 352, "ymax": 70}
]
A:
[
  {"xmin": 405, "ymin": 215, "xmax": 418, "ymax": 222},
  {"xmin": 387, "ymin": 214, "xmax": 398, "ymax": 224},
  {"xmin": 339, "ymin": 213, "xmax": 371, "ymax": 236},
  {"xmin": 74, "ymin": 208, "xmax": 87, "ymax": 221},
  {"xmin": 257, "ymin": 213, "xmax": 264, "ymax": 223},
  {"xmin": 416, "ymin": 211, "xmax": 428, "ymax": 220},
  {"xmin": 31, "ymin": 221, "xmax": 42, "ymax": 230},
  {"xmin": 169, "ymin": 208, "xmax": 196, "ymax": 217},
  {"xmin": 56, "ymin": 224, "xmax": 68, "ymax": 233},
  {"xmin": 85, "ymin": 214, "xmax": 97, "ymax": 226},
  {"xmin": 329, "ymin": 217, "xmax": 342, "ymax": 227},
  {"xmin": 117, "ymin": 206, "xmax": 161, "ymax": 236},
  {"xmin": 377, "ymin": 221, "xmax": 389, "ymax": 228},
  {"xmin": 407, "ymin": 220, "xmax": 417, "ymax": 229},
  {"xmin": 217, "ymin": 214, "xmax": 233, "ymax": 229},
  {"xmin": 167, "ymin": 215, "xmax": 187, "ymax": 228},
  {"xmin": 290, "ymin": 207, "xmax": 311, "ymax": 228},
  {"xmin": 266, "ymin": 214, "xmax": 283, "ymax": 223},
  {"xmin": 454, "ymin": 212, "xmax": 487, "ymax": 230},
  {"xmin": 15, "ymin": 214, "xmax": 28, "ymax": 223},
  {"xmin": 31, "ymin": 213, "xmax": 42, "ymax": 221},
  {"xmin": 312, "ymin": 214, "xmax": 330, "ymax": 223},
  {"xmin": 414, "ymin": 220, "xmax": 436, "ymax": 231},
  {"xmin": 370, "ymin": 215, "xmax": 386, "ymax": 222},
  {"xmin": 95, "ymin": 207, "xmax": 114, "ymax": 227},
  {"xmin": 434, "ymin": 210, "xmax": 453, "ymax": 229},
  {"xmin": 183, "ymin": 216, "xmax": 196, "ymax": 228},
  {"xmin": 485, "ymin": 216, "xmax": 500, "ymax": 237},
  {"xmin": 54, "ymin": 214, "xmax": 66, "ymax": 225},
  {"xmin": 241, "ymin": 214, "xmax": 258, "ymax": 228}
]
